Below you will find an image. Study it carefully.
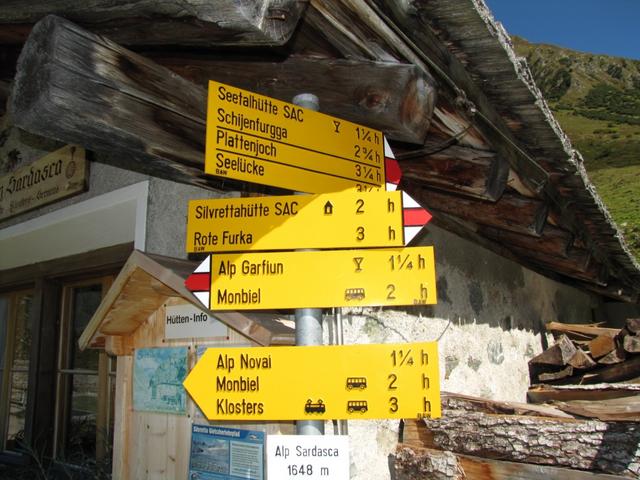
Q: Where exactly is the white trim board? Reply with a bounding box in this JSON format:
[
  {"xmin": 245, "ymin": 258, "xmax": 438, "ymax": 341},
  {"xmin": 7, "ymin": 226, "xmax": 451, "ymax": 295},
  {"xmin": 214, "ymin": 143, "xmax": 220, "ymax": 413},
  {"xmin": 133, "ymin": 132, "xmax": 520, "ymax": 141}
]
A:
[{"xmin": 0, "ymin": 181, "xmax": 148, "ymax": 270}]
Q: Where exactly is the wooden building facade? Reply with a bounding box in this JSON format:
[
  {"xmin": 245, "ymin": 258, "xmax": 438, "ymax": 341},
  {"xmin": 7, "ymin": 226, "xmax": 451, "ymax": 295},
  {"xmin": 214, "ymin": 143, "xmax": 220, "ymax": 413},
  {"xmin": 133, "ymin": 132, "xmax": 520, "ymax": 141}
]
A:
[{"xmin": 0, "ymin": 1, "xmax": 639, "ymax": 478}]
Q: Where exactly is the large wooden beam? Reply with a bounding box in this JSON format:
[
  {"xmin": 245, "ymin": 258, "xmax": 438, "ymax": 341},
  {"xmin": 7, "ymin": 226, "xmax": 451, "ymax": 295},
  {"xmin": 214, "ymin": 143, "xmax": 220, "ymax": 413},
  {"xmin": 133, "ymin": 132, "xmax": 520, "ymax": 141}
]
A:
[
  {"xmin": 415, "ymin": 413, "xmax": 640, "ymax": 477},
  {"xmin": 305, "ymin": 0, "xmax": 549, "ymax": 192},
  {"xmin": 10, "ymin": 16, "xmax": 438, "ymax": 192},
  {"xmin": 146, "ymin": 54, "xmax": 436, "ymax": 144},
  {"xmin": 0, "ymin": 0, "xmax": 306, "ymax": 46},
  {"xmin": 395, "ymin": 145, "xmax": 508, "ymax": 201},
  {"xmin": 9, "ymin": 15, "xmax": 224, "ymax": 191},
  {"xmin": 394, "ymin": 446, "xmax": 626, "ymax": 480},
  {"xmin": 479, "ymin": 224, "xmax": 573, "ymax": 258}
]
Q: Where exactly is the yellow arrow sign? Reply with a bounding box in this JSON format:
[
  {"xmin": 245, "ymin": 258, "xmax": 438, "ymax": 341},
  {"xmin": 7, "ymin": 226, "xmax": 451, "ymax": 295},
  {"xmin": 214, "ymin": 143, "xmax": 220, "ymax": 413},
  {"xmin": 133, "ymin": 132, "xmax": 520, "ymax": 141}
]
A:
[
  {"xmin": 205, "ymin": 81, "xmax": 385, "ymax": 193},
  {"xmin": 186, "ymin": 190, "xmax": 418, "ymax": 253},
  {"xmin": 185, "ymin": 246, "xmax": 437, "ymax": 310},
  {"xmin": 183, "ymin": 342, "xmax": 440, "ymax": 421}
]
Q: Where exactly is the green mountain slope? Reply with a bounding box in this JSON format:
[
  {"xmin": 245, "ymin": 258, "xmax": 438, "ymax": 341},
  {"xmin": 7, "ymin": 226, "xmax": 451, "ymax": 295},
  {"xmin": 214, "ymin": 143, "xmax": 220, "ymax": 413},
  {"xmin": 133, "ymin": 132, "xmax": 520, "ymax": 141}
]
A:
[{"xmin": 512, "ymin": 37, "xmax": 640, "ymax": 259}]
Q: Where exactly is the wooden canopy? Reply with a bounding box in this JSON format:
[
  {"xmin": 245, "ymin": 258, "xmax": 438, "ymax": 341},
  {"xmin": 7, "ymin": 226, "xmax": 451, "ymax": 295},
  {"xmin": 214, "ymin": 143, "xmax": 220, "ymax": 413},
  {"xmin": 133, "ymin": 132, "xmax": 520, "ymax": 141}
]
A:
[
  {"xmin": 78, "ymin": 250, "xmax": 295, "ymax": 351},
  {"xmin": 2, "ymin": 0, "xmax": 639, "ymax": 302}
]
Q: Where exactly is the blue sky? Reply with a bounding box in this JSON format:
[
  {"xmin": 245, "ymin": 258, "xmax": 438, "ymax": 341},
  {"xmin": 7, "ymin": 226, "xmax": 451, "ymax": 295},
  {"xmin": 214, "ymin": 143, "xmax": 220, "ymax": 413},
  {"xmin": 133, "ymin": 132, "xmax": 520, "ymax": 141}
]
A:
[{"xmin": 484, "ymin": 0, "xmax": 640, "ymax": 60}]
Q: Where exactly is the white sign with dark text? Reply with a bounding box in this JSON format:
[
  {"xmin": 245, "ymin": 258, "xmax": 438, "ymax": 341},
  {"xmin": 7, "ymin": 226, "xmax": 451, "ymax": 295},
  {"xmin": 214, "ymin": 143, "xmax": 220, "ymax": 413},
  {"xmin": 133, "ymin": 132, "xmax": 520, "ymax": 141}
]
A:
[
  {"xmin": 164, "ymin": 304, "xmax": 228, "ymax": 340},
  {"xmin": 267, "ymin": 435, "xmax": 349, "ymax": 480}
]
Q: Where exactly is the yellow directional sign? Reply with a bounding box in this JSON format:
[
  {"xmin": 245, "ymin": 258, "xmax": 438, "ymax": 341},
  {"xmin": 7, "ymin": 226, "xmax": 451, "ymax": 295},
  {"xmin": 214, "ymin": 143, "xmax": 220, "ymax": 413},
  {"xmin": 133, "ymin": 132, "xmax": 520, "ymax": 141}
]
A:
[
  {"xmin": 205, "ymin": 81, "xmax": 385, "ymax": 193},
  {"xmin": 183, "ymin": 342, "xmax": 441, "ymax": 421},
  {"xmin": 187, "ymin": 190, "xmax": 410, "ymax": 253},
  {"xmin": 185, "ymin": 246, "xmax": 437, "ymax": 310}
]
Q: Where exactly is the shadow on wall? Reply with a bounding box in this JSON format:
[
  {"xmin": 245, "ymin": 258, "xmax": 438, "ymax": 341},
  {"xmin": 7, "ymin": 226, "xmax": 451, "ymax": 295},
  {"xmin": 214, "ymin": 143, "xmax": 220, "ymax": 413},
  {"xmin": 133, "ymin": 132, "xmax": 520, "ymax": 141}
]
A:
[{"xmin": 404, "ymin": 224, "xmax": 598, "ymax": 337}]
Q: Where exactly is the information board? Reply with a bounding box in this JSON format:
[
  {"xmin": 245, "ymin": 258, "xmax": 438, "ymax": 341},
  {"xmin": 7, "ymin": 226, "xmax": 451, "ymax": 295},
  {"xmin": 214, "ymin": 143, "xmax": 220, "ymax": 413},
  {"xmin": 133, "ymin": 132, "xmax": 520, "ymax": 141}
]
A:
[
  {"xmin": 205, "ymin": 81, "xmax": 385, "ymax": 193},
  {"xmin": 183, "ymin": 342, "xmax": 440, "ymax": 421}
]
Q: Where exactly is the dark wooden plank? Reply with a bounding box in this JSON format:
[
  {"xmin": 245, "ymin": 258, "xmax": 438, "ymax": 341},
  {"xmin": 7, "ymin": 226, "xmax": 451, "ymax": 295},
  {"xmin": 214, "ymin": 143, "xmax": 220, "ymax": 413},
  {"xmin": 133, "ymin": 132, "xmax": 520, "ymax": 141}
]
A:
[
  {"xmin": 395, "ymin": 145, "xmax": 508, "ymax": 200},
  {"xmin": 480, "ymin": 224, "xmax": 573, "ymax": 258},
  {"xmin": 23, "ymin": 278, "xmax": 61, "ymax": 457},
  {"xmin": 407, "ymin": 186, "xmax": 548, "ymax": 236},
  {"xmin": 0, "ymin": 243, "xmax": 132, "ymax": 289},
  {"xmin": 0, "ymin": 0, "xmax": 306, "ymax": 46},
  {"xmin": 146, "ymin": 54, "xmax": 436, "ymax": 144}
]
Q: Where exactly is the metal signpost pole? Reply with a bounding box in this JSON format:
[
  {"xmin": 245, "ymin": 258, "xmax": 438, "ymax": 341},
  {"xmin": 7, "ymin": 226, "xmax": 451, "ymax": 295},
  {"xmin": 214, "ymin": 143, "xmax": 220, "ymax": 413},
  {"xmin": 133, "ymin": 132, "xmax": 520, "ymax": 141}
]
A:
[{"xmin": 292, "ymin": 93, "xmax": 325, "ymax": 436}]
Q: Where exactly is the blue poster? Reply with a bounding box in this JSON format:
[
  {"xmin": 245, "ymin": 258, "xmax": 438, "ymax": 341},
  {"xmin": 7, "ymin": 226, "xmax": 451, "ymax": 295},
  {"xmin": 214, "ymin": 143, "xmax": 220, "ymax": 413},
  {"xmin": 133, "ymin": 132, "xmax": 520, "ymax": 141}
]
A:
[
  {"xmin": 133, "ymin": 347, "xmax": 188, "ymax": 414},
  {"xmin": 189, "ymin": 425, "xmax": 264, "ymax": 480}
]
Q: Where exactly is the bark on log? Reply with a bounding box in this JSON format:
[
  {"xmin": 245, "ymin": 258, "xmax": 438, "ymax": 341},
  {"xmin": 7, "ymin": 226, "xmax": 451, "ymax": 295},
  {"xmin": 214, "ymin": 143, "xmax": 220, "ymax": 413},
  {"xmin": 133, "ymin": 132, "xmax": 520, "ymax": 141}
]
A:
[
  {"xmin": 145, "ymin": 54, "xmax": 437, "ymax": 144},
  {"xmin": 419, "ymin": 411, "xmax": 640, "ymax": 477},
  {"xmin": 394, "ymin": 445, "xmax": 627, "ymax": 480},
  {"xmin": 0, "ymin": 0, "xmax": 306, "ymax": 46}
]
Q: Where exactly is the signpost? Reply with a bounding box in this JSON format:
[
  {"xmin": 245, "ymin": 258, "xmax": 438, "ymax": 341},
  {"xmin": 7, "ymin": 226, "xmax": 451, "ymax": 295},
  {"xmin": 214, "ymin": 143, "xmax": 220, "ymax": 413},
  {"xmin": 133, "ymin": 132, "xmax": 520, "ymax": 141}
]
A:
[
  {"xmin": 206, "ymin": 81, "xmax": 386, "ymax": 193},
  {"xmin": 186, "ymin": 190, "xmax": 431, "ymax": 253},
  {"xmin": 267, "ymin": 435, "xmax": 349, "ymax": 480},
  {"xmin": 183, "ymin": 342, "xmax": 440, "ymax": 421},
  {"xmin": 185, "ymin": 246, "xmax": 437, "ymax": 311}
]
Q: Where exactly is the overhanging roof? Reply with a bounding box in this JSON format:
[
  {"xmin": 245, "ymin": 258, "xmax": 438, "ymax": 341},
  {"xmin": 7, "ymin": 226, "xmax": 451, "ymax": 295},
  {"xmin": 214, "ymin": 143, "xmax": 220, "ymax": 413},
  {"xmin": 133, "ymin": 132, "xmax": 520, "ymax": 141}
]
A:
[{"xmin": 1, "ymin": 0, "xmax": 639, "ymax": 302}]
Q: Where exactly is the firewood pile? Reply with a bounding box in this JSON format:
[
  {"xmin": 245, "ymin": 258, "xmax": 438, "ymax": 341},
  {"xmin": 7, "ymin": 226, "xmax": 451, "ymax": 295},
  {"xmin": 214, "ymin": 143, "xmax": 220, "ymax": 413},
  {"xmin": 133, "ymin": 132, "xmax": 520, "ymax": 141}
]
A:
[{"xmin": 529, "ymin": 319, "xmax": 640, "ymax": 386}]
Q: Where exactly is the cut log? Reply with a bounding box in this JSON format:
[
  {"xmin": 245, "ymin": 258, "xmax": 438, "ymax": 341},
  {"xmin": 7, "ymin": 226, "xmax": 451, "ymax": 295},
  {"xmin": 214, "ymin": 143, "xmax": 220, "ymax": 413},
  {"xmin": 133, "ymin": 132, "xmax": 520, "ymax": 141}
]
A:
[
  {"xmin": 407, "ymin": 187, "xmax": 548, "ymax": 236},
  {"xmin": 528, "ymin": 383, "xmax": 640, "ymax": 403},
  {"xmin": 551, "ymin": 355, "xmax": 640, "ymax": 385},
  {"xmin": 144, "ymin": 55, "xmax": 437, "ymax": 144},
  {"xmin": 552, "ymin": 396, "xmax": 640, "ymax": 422},
  {"xmin": 623, "ymin": 335, "xmax": 640, "ymax": 353},
  {"xmin": 440, "ymin": 391, "xmax": 574, "ymax": 419},
  {"xmin": 393, "ymin": 445, "xmax": 627, "ymax": 480},
  {"xmin": 568, "ymin": 348, "xmax": 597, "ymax": 370},
  {"xmin": 597, "ymin": 347, "xmax": 627, "ymax": 365},
  {"xmin": 626, "ymin": 318, "xmax": 640, "ymax": 334},
  {"xmin": 538, "ymin": 365, "xmax": 574, "ymax": 382},
  {"xmin": 417, "ymin": 411, "xmax": 640, "ymax": 477},
  {"xmin": 529, "ymin": 335, "xmax": 577, "ymax": 366},
  {"xmin": 0, "ymin": 0, "xmax": 306, "ymax": 46},
  {"xmin": 589, "ymin": 334, "xmax": 617, "ymax": 359},
  {"xmin": 395, "ymin": 145, "xmax": 508, "ymax": 201}
]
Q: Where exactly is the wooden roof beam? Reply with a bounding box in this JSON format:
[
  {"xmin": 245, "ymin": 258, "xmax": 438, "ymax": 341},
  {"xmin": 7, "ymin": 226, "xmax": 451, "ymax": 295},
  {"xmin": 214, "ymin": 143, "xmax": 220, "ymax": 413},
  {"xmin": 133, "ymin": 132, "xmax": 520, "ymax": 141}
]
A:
[
  {"xmin": 407, "ymin": 185, "xmax": 548, "ymax": 237},
  {"xmin": 147, "ymin": 54, "xmax": 436, "ymax": 144},
  {"xmin": 0, "ymin": 0, "xmax": 307, "ymax": 46},
  {"xmin": 367, "ymin": 1, "xmax": 550, "ymax": 194},
  {"xmin": 396, "ymin": 144, "xmax": 509, "ymax": 201},
  {"xmin": 10, "ymin": 15, "xmax": 436, "ymax": 192}
]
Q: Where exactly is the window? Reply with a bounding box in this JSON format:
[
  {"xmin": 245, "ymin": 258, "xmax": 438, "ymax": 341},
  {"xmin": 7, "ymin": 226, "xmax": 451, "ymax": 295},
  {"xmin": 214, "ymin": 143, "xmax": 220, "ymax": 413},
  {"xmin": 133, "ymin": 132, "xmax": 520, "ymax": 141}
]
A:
[
  {"xmin": 54, "ymin": 277, "xmax": 115, "ymax": 468},
  {"xmin": 0, "ymin": 290, "xmax": 34, "ymax": 452}
]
